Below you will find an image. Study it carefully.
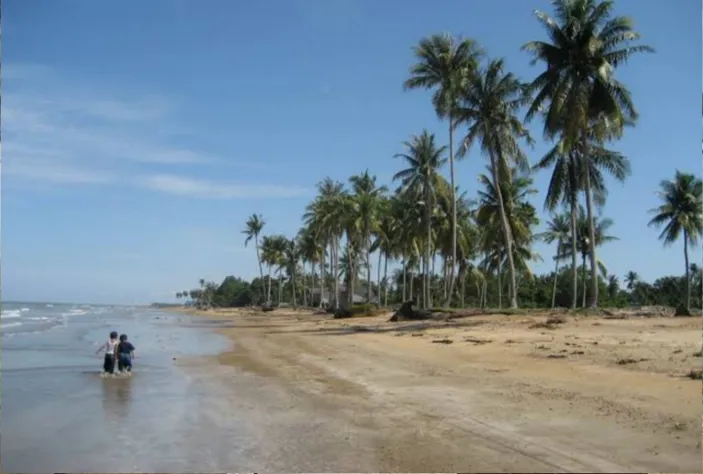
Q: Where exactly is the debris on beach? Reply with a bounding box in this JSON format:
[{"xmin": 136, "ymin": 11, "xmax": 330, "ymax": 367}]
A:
[
  {"xmin": 388, "ymin": 301, "xmax": 432, "ymax": 322},
  {"xmin": 431, "ymin": 338, "xmax": 453, "ymax": 344},
  {"xmin": 686, "ymin": 369, "xmax": 702, "ymax": 380},
  {"xmin": 463, "ymin": 337, "xmax": 492, "ymax": 344}
]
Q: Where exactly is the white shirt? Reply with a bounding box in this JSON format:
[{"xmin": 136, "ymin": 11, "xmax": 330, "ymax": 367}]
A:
[{"xmin": 106, "ymin": 339, "xmax": 118, "ymax": 355}]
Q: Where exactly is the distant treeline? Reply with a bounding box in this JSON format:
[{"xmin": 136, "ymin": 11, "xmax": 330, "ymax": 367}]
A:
[{"xmin": 176, "ymin": 267, "xmax": 703, "ymax": 310}]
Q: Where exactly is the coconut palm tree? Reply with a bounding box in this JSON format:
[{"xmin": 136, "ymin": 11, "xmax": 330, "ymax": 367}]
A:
[
  {"xmin": 242, "ymin": 213, "xmax": 266, "ymax": 301},
  {"xmin": 371, "ymin": 197, "xmax": 396, "ymax": 306},
  {"xmin": 283, "ymin": 238, "xmax": 300, "ymax": 307},
  {"xmin": 534, "ymin": 114, "xmax": 629, "ymax": 308},
  {"xmin": 393, "ymin": 130, "xmax": 448, "ymax": 309},
  {"xmin": 475, "ymin": 168, "xmax": 540, "ymax": 306},
  {"xmin": 349, "ymin": 171, "xmax": 387, "ymax": 304},
  {"xmin": 298, "ymin": 227, "xmax": 324, "ymax": 307},
  {"xmin": 562, "ymin": 207, "xmax": 618, "ymax": 307},
  {"xmin": 533, "ymin": 143, "xmax": 581, "ymax": 309},
  {"xmin": 607, "ymin": 274, "xmax": 619, "ymax": 300},
  {"xmin": 261, "ymin": 235, "xmax": 287, "ymax": 304},
  {"xmin": 522, "ymin": 0, "xmax": 653, "ymax": 145},
  {"xmin": 624, "ymin": 271, "xmax": 639, "ymax": 291},
  {"xmin": 523, "ymin": 0, "xmax": 652, "ymax": 308},
  {"xmin": 538, "ymin": 212, "xmax": 571, "ymax": 308},
  {"xmin": 456, "ymin": 58, "xmax": 534, "ymax": 309},
  {"xmin": 304, "ymin": 178, "xmax": 346, "ymax": 309},
  {"xmin": 648, "ymin": 171, "xmax": 703, "ymax": 311},
  {"xmin": 404, "ymin": 33, "xmax": 484, "ymax": 307}
]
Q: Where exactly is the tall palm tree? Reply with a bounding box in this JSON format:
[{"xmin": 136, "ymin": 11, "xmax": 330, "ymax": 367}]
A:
[
  {"xmin": 456, "ymin": 58, "xmax": 534, "ymax": 309},
  {"xmin": 607, "ymin": 274, "xmax": 619, "ymax": 300},
  {"xmin": 298, "ymin": 227, "xmax": 324, "ymax": 307},
  {"xmin": 563, "ymin": 207, "xmax": 617, "ymax": 307},
  {"xmin": 538, "ymin": 212, "xmax": 571, "ymax": 308},
  {"xmin": 648, "ymin": 171, "xmax": 703, "ymax": 310},
  {"xmin": 476, "ymin": 168, "xmax": 540, "ymax": 306},
  {"xmin": 349, "ymin": 171, "xmax": 387, "ymax": 304},
  {"xmin": 260, "ymin": 236, "xmax": 275, "ymax": 303},
  {"xmin": 624, "ymin": 270, "xmax": 639, "ymax": 291},
  {"xmin": 523, "ymin": 0, "xmax": 652, "ymax": 307},
  {"xmin": 533, "ymin": 143, "xmax": 581, "ymax": 308},
  {"xmin": 304, "ymin": 178, "xmax": 346, "ymax": 309},
  {"xmin": 534, "ymin": 115, "xmax": 629, "ymax": 308},
  {"xmin": 404, "ymin": 33, "xmax": 484, "ymax": 307},
  {"xmin": 242, "ymin": 213, "xmax": 266, "ymax": 301},
  {"xmin": 393, "ymin": 130, "xmax": 448, "ymax": 309},
  {"xmin": 284, "ymin": 238, "xmax": 300, "ymax": 307}
]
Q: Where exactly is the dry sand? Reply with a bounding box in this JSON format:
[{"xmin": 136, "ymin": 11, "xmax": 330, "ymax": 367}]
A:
[{"xmin": 176, "ymin": 307, "xmax": 702, "ymax": 472}]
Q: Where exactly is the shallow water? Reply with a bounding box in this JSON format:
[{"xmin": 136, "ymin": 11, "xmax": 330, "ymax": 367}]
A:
[{"xmin": 0, "ymin": 303, "xmax": 249, "ymax": 473}]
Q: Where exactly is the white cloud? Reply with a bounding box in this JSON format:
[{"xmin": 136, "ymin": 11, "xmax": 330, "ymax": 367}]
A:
[
  {"xmin": 5, "ymin": 160, "xmax": 115, "ymax": 185},
  {"xmin": 138, "ymin": 174, "xmax": 311, "ymax": 199},
  {"xmin": 2, "ymin": 62, "xmax": 295, "ymax": 197},
  {"xmin": 3, "ymin": 99, "xmax": 214, "ymax": 166}
]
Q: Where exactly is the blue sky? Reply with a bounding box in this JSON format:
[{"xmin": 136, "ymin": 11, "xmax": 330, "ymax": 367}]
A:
[{"xmin": 3, "ymin": 0, "xmax": 700, "ymax": 305}]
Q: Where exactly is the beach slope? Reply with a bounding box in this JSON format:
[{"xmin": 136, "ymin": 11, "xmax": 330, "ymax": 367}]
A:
[{"xmin": 179, "ymin": 307, "xmax": 701, "ymax": 473}]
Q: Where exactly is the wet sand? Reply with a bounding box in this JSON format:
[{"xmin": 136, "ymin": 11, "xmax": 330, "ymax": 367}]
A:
[{"xmin": 178, "ymin": 307, "xmax": 702, "ymax": 473}]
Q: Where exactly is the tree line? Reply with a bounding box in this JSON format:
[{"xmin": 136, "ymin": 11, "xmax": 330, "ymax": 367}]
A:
[{"xmin": 179, "ymin": 0, "xmax": 701, "ymax": 313}]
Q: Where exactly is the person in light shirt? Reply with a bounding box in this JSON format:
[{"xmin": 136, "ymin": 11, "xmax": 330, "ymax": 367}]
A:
[{"xmin": 95, "ymin": 331, "xmax": 119, "ymax": 375}]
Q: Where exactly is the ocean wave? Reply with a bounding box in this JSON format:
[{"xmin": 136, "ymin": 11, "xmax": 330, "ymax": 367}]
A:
[
  {"xmin": 26, "ymin": 316, "xmax": 52, "ymax": 321},
  {"xmin": 61, "ymin": 309, "xmax": 88, "ymax": 317},
  {"xmin": 46, "ymin": 304, "xmax": 54, "ymax": 307},
  {"xmin": 1, "ymin": 322, "xmax": 23, "ymax": 329},
  {"xmin": 2, "ymin": 310, "xmax": 22, "ymax": 319}
]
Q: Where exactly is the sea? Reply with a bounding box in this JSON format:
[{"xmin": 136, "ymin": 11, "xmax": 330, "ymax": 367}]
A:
[
  {"xmin": 1, "ymin": 302, "xmax": 379, "ymax": 472},
  {"xmin": 0, "ymin": 301, "xmax": 244, "ymax": 473}
]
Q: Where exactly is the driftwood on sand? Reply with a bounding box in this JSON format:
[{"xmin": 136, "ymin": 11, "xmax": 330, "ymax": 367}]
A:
[{"xmin": 389, "ymin": 301, "xmax": 432, "ymax": 322}]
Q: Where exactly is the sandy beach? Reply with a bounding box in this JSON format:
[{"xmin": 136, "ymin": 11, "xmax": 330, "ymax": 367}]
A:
[{"xmin": 176, "ymin": 306, "xmax": 702, "ymax": 473}]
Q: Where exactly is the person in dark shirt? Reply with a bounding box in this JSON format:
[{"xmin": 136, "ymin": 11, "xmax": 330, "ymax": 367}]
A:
[{"xmin": 116, "ymin": 334, "xmax": 136, "ymax": 373}]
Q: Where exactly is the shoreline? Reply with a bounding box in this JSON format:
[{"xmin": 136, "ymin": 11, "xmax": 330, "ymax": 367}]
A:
[{"xmin": 171, "ymin": 306, "xmax": 702, "ymax": 472}]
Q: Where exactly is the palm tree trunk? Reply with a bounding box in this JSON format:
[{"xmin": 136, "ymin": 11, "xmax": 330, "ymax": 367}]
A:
[
  {"xmin": 383, "ymin": 254, "xmax": 389, "ymax": 307},
  {"xmin": 581, "ymin": 255, "xmax": 587, "ymax": 308},
  {"xmin": 267, "ymin": 266, "xmax": 272, "ymax": 303},
  {"xmin": 376, "ymin": 247, "xmax": 381, "ymax": 305},
  {"xmin": 442, "ymin": 258, "xmax": 448, "ymax": 302},
  {"xmin": 402, "ymin": 257, "xmax": 407, "ymax": 301},
  {"xmin": 490, "ymin": 155, "xmax": 518, "ymax": 309},
  {"xmin": 292, "ymin": 270, "xmax": 297, "ymax": 308},
  {"xmin": 425, "ymin": 188, "xmax": 431, "ymax": 310},
  {"xmin": 347, "ymin": 242, "xmax": 355, "ymax": 308},
  {"xmin": 684, "ymin": 229, "xmax": 691, "ymax": 310},
  {"xmin": 446, "ymin": 116, "xmax": 458, "ymax": 308},
  {"xmin": 311, "ymin": 261, "xmax": 316, "ymax": 308},
  {"xmin": 255, "ymin": 235, "xmax": 265, "ymax": 302},
  {"xmin": 430, "ymin": 252, "xmax": 436, "ymax": 308},
  {"xmin": 551, "ymin": 241, "xmax": 561, "ymax": 308},
  {"xmin": 569, "ymin": 199, "xmax": 578, "ymax": 309},
  {"xmin": 318, "ymin": 254, "xmax": 325, "ymax": 308},
  {"xmin": 409, "ymin": 269, "xmax": 414, "ymax": 303},
  {"xmin": 278, "ymin": 276, "xmax": 283, "ymax": 304},
  {"xmin": 583, "ymin": 169, "xmax": 599, "ymax": 308},
  {"xmin": 497, "ymin": 264, "xmax": 502, "ymax": 309},
  {"xmin": 334, "ymin": 238, "xmax": 340, "ymax": 309}
]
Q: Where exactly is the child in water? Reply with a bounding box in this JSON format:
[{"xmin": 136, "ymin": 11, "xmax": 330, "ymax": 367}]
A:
[
  {"xmin": 96, "ymin": 331, "xmax": 119, "ymax": 375},
  {"xmin": 116, "ymin": 334, "xmax": 136, "ymax": 373}
]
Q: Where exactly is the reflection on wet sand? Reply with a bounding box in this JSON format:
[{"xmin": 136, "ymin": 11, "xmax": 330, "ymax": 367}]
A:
[{"xmin": 101, "ymin": 375, "xmax": 134, "ymax": 419}]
